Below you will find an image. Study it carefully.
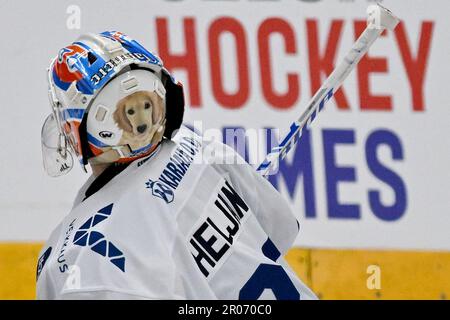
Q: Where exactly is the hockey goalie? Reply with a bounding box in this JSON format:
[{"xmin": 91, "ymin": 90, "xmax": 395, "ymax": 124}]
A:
[{"xmin": 36, "ymin": 31, "xmax": 317, "ymax": 300}]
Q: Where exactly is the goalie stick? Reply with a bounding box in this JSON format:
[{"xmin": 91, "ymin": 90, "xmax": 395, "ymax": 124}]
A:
[{"xmin": 257, "ymin": 4, "xmax": 400, "ymax": 177}]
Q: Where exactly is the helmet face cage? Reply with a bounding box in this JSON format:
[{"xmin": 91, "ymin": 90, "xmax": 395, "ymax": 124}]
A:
[
  {"xmin": 41, "ymin": 31, "xmax": 185, "ymax": 176},
  {"xmin": 41, "ymin": 62, "xmax": 76, "ymax": 177},
  {"xmin": 41, "ymin": 113, "xmax": 74, "ymax": 177}
]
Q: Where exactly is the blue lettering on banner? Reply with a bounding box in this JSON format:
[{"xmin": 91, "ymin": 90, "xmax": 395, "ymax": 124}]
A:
[
  {"xmin": 365, "ymin": 129, "xmax": 407, "ymax": 221},
  {"xmin": 323, "ymin": 129, "xmax": 360, "ymax": 219},
  {"xmin": 222, "ymin": 126, "xmax": 250, "ymax": 163},
  {"xmin": 214, "ymin": 126, "xmax": 407, "ymax": 222},
  {"xmin": 267, "ymin": 128, "xmax": 317, "ymax": 218}
]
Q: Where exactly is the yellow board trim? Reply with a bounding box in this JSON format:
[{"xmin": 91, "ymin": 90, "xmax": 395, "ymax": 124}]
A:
[
  {"xmin": 0, "ymin": 243, "xmax": 43, "ymax": 300},
  {"xmin": 285, "ymin": 248, "xmax": 450, "ymax": 300},
  {"xmin": 0, "ymin": 243, "xmax": 449, "ymax": 300}
]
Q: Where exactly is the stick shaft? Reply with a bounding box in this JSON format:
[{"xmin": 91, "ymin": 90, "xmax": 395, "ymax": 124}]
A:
[{"xmin": 256, "ymin": 10, "xmax": 395, "ymax": 177}]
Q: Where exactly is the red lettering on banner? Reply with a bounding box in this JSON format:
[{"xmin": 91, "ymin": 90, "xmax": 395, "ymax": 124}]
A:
[
  {"xmin": 156, "ymin": 17, "xmax": 201, "ymax": 107},
  {"xmin": 394, "ymin": 21, "xmax": 434, "ymax": 112},
  {"xmin": 306, "ymin": 19, "xmax": 350, "ymax": 110},
  {"xmin": 354, "ymin": 21, "xmax": 392, "ymax": 111},
  {"xmin": 258, "ymin": 18, "xmax": 299, "ymax": 109},
  {"xmin": 153, "ymin": 16, "xmax": 433, "ymax": 113},
  {"xmin": 209, "ymin": 17, "xmax": 250, "ymax": 109}
]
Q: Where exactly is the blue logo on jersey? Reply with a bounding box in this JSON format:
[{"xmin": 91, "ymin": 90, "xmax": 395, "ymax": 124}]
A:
[
  {"xmin": 144, "ymin": 136, "xmax": 201, "ymax": 204},
  {"xmin": 72, "ymin": 203, "xmax": 126, "ymax": 272},
  {"xmin": 36, "ymin": 247, "xmax": 52, "ymax": 281},
  {"xmin": 145, "ymin": 179, "xmax": 174, "ymax": 203}
]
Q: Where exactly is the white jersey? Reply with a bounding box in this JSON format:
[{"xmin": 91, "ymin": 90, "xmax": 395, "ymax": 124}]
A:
[{"xmin": 36, "ymin": 129, "xmax": 316, "ymax": 300}]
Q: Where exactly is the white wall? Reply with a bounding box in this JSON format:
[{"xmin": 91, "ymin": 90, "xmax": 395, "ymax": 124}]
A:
[{"xmin": 1, "ymin": 0, "xmax": 449, "ymax": 250}]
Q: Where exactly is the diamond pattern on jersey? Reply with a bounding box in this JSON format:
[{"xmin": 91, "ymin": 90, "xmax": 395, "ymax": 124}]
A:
[{"xmin": 73, "ymin": 203, "xmax": 125, "ymax": 272}]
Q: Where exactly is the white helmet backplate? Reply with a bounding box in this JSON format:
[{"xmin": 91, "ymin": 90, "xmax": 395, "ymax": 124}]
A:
[{"xmin": 86, "ymin": 69, "xmax": 166, "ymax": 148}]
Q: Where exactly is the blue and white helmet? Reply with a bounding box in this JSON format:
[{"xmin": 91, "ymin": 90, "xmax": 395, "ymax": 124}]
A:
[{"xmin": 42, "ymin": 31, "xmax": 185, "ymax": 176}]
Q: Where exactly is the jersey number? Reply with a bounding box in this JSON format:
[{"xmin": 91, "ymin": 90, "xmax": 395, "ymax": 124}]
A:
[{"xmin": 239, "ymin": 239, "xmax": 300, "ymax": 300}]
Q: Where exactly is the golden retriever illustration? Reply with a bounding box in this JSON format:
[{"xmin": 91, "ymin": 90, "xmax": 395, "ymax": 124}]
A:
[{"xmin": 113, "ymin": 90, "xmax": 166, "ymax": 151}]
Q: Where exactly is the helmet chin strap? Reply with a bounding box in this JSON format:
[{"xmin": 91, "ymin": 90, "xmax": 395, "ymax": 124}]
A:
[
  {"xmin": 88, "ymin": 142, "xmax": 162, "ymax": 165},
  {"xmin": 88, "ymin": 115, "xmax": 166, "ymax": 166},
  {"xmin": 88, "ymin": 144, "xmax": 134, "ymax": 165}
]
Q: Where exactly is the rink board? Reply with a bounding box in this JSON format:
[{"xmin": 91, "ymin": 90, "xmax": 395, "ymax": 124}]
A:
[{"xmin": 1, "ymin": 243, "xmax": 448, "ymax": 300}]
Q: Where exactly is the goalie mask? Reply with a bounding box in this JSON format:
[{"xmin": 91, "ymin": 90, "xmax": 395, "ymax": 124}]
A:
[{"xmin": 41, "ymin": 31, "xmax": 185, "ymax": 177}]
